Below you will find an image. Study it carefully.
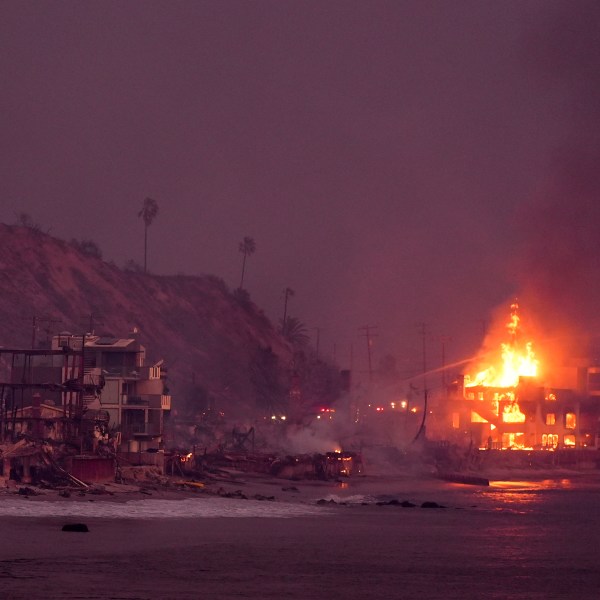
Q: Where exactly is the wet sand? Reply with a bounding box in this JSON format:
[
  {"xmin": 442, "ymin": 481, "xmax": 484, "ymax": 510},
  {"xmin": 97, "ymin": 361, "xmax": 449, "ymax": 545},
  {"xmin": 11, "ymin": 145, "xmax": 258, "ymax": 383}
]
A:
[{"xmin": 1, "ymin": 472, "xmax": 600, "ymax": 599}]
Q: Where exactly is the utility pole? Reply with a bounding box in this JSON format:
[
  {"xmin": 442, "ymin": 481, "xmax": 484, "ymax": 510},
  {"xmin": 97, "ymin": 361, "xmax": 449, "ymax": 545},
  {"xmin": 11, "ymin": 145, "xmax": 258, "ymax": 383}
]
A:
[
  {"xmin": 314, "ymin": 328, "xmax": 321, "ymax": 360},
  {"xmin": 28, "ymin": 315, "xmax": 61, "ymax": 349},
  {"xmin": 82, "ymin": 312, "xmax": 103, "ymax": 335},
  {"xmin": 281, "ymin": 287, "xmax": 294, "ymax": 335},
  {"xmin": 358, "ymin": 325, "xmax": 378, "ymax": 382},
  {"xmin": 418, "ymin": 322, "xmax": 428, "ymax": 392},
  {"xmin": 31, "ymin": 316, "xmax": 37, "ymax": 349},
  {"xmin": 414, "ymin": 322, "xmax": 429, "ymax": 442},
  {"xmin": 431, "ymin": 334, "xmax": 452, "ymax": 388}
]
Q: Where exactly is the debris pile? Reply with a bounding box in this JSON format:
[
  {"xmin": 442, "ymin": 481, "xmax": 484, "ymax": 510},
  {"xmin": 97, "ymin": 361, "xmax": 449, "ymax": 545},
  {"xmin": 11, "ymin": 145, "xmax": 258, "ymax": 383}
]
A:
[{"xmin": 169, "ymin": 447, "xmax": 363, "ymax": 482}]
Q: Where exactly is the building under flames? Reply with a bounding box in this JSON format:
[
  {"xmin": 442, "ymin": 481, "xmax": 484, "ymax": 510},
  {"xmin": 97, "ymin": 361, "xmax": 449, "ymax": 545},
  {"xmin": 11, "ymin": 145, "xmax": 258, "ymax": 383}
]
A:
[{"xmin": 443, "ymin": 302, "xmax": 600, "ymax": 451}]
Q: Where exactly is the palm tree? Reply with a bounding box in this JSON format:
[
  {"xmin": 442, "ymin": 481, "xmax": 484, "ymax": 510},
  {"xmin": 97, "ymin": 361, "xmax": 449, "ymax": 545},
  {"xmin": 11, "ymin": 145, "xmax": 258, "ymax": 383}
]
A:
[
  {"xmin": 138, "ymin": 197, "xmax": 159, "ymax": 273},
  {"xmin": 281, "ymin": 287, "xmax": 294, "ymax": 335},
  {"xmin": 280, "ymin": 316, "xmax": 310, "ymax": 347},
  {"xmin": 238, "ymin": 236, "xmax": 256, "ymax": 289}
]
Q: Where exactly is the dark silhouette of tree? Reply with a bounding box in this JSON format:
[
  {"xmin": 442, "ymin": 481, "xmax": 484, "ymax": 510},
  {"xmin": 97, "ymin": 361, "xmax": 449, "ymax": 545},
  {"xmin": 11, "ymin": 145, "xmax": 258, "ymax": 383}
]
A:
[
  {"xmin": 138, "ymin": 197, "xmax": 159, "ymax": 273},
  {"xmin": 281, "ymin": 287, "xmax": 294, "ymax": 335},
  {"xmin": 14, "ymin": 212, "xmax": 45, "ymax": 233},
  {"xmin": 70, "ymin": 238, "xmax": 103, "ymax": 259},
  {"xmin": 293, "ymin": 349, "xmax": 342, "ymax": 408},
  {"xmin": 249, "ymin": 346, "xmax": 288, "ymax": 414},
  {"xmin": 280, "ymin": 316, "xmax": 309, "ymax": 347},
  {"xmin": 238, "ymin": 236, "xmax": 256, "ymax": 289}
]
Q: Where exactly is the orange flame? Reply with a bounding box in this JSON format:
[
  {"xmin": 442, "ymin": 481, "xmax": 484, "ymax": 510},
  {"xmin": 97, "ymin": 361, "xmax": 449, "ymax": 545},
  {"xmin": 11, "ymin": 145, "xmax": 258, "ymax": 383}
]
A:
[
  {"xmin": 467, "ymin": 302, "xmax": 539, "ymax": 388},
  {"xmin": 501, "ymin": 393, "xmax": 526, "ymax": 423}
]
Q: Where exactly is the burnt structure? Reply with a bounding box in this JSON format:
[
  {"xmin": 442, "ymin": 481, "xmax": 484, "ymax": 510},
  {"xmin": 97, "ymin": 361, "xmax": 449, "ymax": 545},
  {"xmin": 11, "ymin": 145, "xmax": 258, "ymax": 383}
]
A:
[
  {"xmin": 0, "ymin": 330, "xmax": 172, "ymax": 485},
  {"xmin": 0, "ymin": 342, "xmax": 104, "ymax": 447}
]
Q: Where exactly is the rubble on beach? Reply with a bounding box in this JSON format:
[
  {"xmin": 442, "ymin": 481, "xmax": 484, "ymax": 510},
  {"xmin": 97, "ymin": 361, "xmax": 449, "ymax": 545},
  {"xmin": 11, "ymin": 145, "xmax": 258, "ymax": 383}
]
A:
[{"xmin": 0, "ymin": 436, "xmax": 366, "ymax": 505}]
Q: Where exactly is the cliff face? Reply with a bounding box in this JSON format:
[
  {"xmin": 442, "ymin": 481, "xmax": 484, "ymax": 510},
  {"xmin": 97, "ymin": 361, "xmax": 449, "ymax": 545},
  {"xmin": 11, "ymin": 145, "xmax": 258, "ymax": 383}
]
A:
[{"xmin": 0, "ymin": 224, "xmax": 292, "ymax": 418}]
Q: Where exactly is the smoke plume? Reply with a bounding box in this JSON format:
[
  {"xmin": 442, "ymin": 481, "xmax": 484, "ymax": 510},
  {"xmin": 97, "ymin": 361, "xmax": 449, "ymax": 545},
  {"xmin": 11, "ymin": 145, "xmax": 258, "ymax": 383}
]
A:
[{"xmin": 514, "ymin": 1, "xmax": 600, "ymax": 369}]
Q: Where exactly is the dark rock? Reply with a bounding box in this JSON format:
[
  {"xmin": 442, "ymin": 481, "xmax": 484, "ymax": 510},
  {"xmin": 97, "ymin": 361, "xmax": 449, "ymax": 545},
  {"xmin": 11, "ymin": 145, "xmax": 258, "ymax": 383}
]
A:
[
  {"xmin": 421, "ymin": 501, "xmax": 446, "ymax": 509},
  {"xmin": 376, "ymin": 499, "xmax": 416, "ymax": 507},
  {"xmin": 62, "ymin": 523, "xmax": 89, "ymax": 532},
  {"xmin": 18, "ymin": 487, "xmax": 38, "ymax": 496},
  {"xmin": 282, "ymin": 486, "xmax": 299, "ymax": 492},
  {"xmin": 223, "ymin": 490, "xmax": 248, "ymax": 499}
]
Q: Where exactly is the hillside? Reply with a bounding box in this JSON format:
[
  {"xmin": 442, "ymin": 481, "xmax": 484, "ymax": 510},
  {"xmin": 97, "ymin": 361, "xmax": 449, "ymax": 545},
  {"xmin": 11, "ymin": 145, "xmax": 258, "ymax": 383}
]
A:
[{"xmin": 0, "ymin": 223, "xmax": 293, "ymax": 419}]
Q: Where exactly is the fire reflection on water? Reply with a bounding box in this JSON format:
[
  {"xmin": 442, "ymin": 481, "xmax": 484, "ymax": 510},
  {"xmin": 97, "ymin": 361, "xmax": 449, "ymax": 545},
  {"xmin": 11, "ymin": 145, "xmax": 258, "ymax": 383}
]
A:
[
  {"xmin": 489, "ymin": 479, "xmax": 575, "ymax": 490},
  {"xmin": 479, "ymin": 479, "xmax": 576, "ymax": 510}
]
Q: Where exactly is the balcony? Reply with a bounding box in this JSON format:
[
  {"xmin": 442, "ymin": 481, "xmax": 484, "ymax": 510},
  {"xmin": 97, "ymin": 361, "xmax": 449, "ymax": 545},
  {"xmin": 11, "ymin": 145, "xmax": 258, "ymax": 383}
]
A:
[
  {"xmin": 123, "ymin": 394, "xmax": 171, "ymax": 410},
  {"xmin": 102, "ymin": 367, "xmax": 141, "ymax": 379},
  {"xmin": 125, "ymin": 395, "xmax": 149, "ymax": 406},
  {"xmin": 124, "ymin": 423, "xmax": 162, "ymax": 437}
]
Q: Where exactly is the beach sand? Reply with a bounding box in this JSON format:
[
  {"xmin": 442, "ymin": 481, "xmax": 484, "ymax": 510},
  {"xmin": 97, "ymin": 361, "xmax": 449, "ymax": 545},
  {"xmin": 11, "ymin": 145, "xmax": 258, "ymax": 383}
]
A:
[{"xmin": 1, "ymin": 471, "xmax": 600, "ymax": 599}]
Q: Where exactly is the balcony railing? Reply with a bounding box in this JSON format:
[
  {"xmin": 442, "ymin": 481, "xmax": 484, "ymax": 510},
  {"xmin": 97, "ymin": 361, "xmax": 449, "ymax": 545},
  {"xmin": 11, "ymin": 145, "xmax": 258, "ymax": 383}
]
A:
[
  {"xmin": 102, "ymin": 367, "xmax": 141, "ymax": 379},
  {"xmin": 124, "ymin": 423, "xmax": 162, "ymax": 437},
  {"xmin": 123, "ymin": 394, "xmax": 171, "ymax": 410},
  {"xmin": 126, "ymin": 395, "xmax": 149, "ymax": 406}
]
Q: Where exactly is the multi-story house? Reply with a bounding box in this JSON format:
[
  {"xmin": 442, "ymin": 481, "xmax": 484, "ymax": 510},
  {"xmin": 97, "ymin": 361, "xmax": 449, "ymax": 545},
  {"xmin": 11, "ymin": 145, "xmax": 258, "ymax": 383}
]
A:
[{"xmin": 52, "ymin": 331, "xmax": 171, "ymax": 452}]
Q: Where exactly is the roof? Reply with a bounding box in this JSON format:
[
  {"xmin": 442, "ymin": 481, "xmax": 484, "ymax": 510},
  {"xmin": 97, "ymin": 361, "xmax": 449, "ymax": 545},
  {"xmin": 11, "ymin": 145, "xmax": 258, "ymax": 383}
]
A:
[{"xmin": 85, "ymin": 338, "xmax": 138, "ymax": 350}]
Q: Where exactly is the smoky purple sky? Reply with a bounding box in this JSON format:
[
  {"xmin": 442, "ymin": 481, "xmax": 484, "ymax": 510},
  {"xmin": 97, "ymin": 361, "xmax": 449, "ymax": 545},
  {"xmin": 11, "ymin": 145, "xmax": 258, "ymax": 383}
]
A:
[{"xmin": 1, "ymin": 0, "xmax": 594, "ymax": 380}]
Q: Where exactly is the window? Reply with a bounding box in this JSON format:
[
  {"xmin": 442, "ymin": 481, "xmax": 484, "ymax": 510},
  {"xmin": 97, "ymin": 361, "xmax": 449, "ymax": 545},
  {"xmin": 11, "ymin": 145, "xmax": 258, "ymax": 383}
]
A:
[
  {"xmin": 471, "ymin": 411, "xmax": 488, "ymax": 423},
  {"xmin": 546, "ymin": 413, "xmax": 556, "ymax": 425},
  {"xmin": 543, "ymin": 434, "xmax": 558, "ymax": 447},
  {"xmin": 565, "ymin": 412, "xmax": 576, "ymax": 430},
  {"xmin": 564, "ymin": 434, "xmax": 576, "ymax": 446}
]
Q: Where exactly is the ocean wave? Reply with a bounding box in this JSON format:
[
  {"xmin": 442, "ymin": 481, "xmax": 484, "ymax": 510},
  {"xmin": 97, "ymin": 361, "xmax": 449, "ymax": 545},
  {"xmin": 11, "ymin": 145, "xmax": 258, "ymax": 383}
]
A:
[{"xmin": 0, "ymin": 496, "xmax": 330, "ymax": 519}]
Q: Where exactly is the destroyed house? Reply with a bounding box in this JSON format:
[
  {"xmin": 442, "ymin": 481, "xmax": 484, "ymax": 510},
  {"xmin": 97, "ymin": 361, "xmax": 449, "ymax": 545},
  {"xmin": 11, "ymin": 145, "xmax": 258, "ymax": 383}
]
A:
[
  {"xmin": 0, "ymin": 345, "xmax": 95, "ymax": 445},
  {"xmin": 5, "ymin": 400, "xmax": 66, "ymax": 441}
]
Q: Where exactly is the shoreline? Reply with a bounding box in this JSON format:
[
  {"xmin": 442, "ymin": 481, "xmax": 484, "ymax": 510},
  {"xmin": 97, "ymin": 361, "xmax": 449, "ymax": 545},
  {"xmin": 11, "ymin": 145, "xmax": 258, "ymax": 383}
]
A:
[{"xmin": 2, "ymin": 465, "xmax": 599, "ymax": 509}]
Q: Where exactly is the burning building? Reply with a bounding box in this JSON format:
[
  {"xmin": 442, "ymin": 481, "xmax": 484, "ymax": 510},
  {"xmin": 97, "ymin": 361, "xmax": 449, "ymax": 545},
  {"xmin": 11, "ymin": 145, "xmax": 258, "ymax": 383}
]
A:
[{"xmin": 445, "ymin": 302, "xmax": 597, "ymax": 451}]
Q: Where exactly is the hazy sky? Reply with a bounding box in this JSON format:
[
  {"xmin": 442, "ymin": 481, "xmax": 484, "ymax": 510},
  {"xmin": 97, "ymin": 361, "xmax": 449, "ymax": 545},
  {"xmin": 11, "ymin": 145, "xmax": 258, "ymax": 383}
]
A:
[{"xmin": 1, "ymin": 0, "xmax": 591, "ymax": 380}]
